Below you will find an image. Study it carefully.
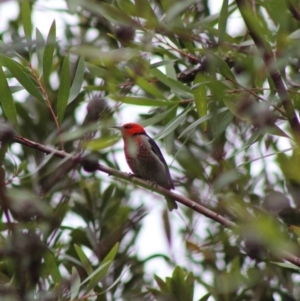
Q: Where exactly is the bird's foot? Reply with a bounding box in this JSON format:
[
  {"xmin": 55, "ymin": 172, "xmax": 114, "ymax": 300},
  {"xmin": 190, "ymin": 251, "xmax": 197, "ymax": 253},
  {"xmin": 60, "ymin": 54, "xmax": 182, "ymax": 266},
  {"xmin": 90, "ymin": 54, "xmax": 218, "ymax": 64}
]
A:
[{"xmin": 147, "ymin": 180, "xmax": 158, "ymax": 189}]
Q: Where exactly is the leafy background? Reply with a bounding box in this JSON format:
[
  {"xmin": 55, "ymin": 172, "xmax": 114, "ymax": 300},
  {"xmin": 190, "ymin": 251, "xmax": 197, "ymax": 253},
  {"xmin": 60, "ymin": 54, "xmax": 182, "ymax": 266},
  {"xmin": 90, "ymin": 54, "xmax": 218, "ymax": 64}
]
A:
[{"xmin": 1, "ymin": 0, "xmax": 300, "ymax": 300}]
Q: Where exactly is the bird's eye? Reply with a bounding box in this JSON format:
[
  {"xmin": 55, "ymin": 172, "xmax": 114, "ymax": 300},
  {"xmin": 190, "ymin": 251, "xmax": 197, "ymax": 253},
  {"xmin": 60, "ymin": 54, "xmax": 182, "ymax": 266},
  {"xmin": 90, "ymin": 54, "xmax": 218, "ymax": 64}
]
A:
[{"xmin": 124, "ymin": 124, "xmax": 132, "ymax": 129}]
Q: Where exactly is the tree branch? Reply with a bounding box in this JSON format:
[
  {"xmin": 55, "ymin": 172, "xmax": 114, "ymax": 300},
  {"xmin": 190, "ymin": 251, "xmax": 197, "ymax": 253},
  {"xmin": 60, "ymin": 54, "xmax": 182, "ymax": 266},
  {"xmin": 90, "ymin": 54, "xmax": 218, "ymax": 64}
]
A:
[
  {"xmin": 236, "ymin": 0, "xmax": 300, "ymax": 145},
  {"xmin": 12, "ymin": 134, "xmax": 300, "ymax": 267}
]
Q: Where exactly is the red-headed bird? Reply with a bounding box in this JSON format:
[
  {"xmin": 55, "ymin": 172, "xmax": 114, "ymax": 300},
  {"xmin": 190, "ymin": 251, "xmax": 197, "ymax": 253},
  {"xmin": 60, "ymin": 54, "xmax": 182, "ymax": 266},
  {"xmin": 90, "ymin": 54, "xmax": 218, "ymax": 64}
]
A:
[{"xmin": 113, "ymin": 123, "xmax": 177, "ymax": 211}]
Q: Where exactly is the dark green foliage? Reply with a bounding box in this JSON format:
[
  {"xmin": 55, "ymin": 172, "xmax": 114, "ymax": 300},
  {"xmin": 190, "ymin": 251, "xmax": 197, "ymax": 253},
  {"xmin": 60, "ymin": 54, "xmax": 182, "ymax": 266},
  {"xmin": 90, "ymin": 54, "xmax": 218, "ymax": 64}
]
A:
[{"xmin": 0, "ymin": 0, "xmax": 300, "ymax": 300}]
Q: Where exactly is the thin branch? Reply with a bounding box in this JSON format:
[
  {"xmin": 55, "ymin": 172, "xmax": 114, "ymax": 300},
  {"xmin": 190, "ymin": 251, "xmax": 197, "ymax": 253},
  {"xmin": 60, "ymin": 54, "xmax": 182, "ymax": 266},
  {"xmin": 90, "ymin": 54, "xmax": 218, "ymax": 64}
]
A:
[
  {"xmin": 287, "ymin": 0, "xmax": 300, "ymax": 22},
  {"xmin": 236, "ymin": 0, "xmax": 300, "ymax": 145},
  {"xmin": 12, "ymin": 134, "xmax": 300, "ymax": 267}
]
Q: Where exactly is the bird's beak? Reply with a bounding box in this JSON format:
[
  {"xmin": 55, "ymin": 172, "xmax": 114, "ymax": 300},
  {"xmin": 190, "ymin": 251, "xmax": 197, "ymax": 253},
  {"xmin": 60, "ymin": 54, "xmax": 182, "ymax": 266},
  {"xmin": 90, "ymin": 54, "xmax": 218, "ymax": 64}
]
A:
[{"xmin": 111, "ymin": 125, "xmax": 122, "ymax": 131}]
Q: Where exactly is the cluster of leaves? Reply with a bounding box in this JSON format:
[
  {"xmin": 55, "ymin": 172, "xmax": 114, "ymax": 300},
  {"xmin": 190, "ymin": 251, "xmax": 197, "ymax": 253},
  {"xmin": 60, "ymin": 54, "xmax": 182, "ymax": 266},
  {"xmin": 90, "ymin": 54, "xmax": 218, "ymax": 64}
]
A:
[{"xmin": 1, "ymin": 0, "xmax": 300, "ymax": 300}]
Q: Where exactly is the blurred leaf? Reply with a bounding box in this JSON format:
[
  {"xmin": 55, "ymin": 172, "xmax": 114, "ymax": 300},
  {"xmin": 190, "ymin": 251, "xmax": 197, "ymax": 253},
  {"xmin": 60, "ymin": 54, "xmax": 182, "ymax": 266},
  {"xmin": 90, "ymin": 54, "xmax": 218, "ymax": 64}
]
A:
[
  {"xmin": 22, "ymin": 0, "xmax": 32, "ymax": 48},
  {"xmin": 193, "ymin": 73, "xmax": 208, "ymax": 131},
  {"xmin": 218, "ymin": 0, "xmax": 228, "ymax": 44},
  {"xmin": 36, "ymin": 27, "xmax": 45, "ymax": 68},
  {"xmin": 81, "ymin": 0, "xmax": 135, "ymax": 25},
  {"xmin": 112, "ymin": 95, "xmax": 178, "ymax": 106},
  {"xmin": 154, "ymin": 106, "xmax": 192, "ymax": 140},
  {"xmin": 150, "ymin": 68, "xmax": 192, "ymax": 96},
  {"xmin": 1, "ymin": 55, "xmax": 44, "ymax": 102},
  {"xmin": 43, "ymin": 20, "xmax": 56, "ymax": 82},
  {"xmin": 126, "ymin": 67, "xmax": 167, "ymax": 99},
  {"xmin": 57, "ymin": 55, "xmax": 70, "ymax": 124},
  {"xmin": 179, "ymin": 107, "xmax": 228, "ymax": 138},
  {"xmin": 70, "ymin": 267, "xmax": 81, "ymax": 300},
  {"xmin": 0, "ymin": 65, "xmax": 18, "ymax": 129},
  {"xmin": 69, "ymin": 56, "xmax": 85, "ymax": 103},
  {"xmin": 141, "ymin": 106, "xmax": 178, "ymax": 127},
  {"xmin": 149, "ymin": 59, "xmax": 179, "ymax": 69},
  {"xmin": 271, "ymin": 262, "xmax": 300, "ymax": 270},
  {"xmin": 74, "ymin": 244, "xmax": 93, "ymax": 275},
  {"xmin": 82, "ymin": 135, "xmax": 119, "ymax": 151},
  {"xmin": 162, "ymin": 210, "xmax": 171, "ymax": 247},
  {"xmin": 44, "ymin": 250, "xmax": 62, "ymax": 283},
  {"xmin": 165, "ymin": 0, "xmax": 199, "ymax": 22},
  {"xmin": 71, "ymin": 46, "xmax": 138, "ymax": 63}
]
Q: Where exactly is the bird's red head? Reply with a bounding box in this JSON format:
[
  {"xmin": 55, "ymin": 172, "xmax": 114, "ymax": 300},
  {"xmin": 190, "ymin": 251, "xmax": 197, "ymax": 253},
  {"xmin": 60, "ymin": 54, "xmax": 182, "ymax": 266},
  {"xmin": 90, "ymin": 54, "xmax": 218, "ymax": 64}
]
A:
[{"xmin": 114, "ymin": 123, "xmax": 146, "ymax": 136}]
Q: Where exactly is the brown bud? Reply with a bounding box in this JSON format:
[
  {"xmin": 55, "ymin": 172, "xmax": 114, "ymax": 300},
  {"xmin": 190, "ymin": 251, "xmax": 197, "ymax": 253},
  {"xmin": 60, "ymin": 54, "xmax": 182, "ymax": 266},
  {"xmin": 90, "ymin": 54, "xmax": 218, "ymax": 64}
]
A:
[{"xmin": 81, "ymin": 154, "xmax": 99, "ymax": 173}]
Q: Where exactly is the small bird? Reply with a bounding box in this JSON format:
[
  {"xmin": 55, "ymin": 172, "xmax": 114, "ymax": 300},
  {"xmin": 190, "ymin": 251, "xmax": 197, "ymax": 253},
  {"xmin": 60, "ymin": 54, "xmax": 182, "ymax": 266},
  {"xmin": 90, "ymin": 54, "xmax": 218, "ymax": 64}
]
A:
[{"xmin": 113, "ymin": 123, "xmax": 177, "ymax": 211}]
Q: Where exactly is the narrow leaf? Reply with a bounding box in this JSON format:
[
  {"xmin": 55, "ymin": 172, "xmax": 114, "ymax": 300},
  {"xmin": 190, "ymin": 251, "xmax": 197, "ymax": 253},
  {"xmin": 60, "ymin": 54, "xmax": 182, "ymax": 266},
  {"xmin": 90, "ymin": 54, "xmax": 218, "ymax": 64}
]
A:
[
  {"xmin": 150, "ymin": 68, "xmax": 192, "ymax": 96},
  {"xmin": 179, "ymin": 108, "xmax": 228, "ymax": 138},
  {"xmin": 22, "ymin": 0, "xmax": 32, "ymax": 48},
  {"xmin": 154, "ymin": 107, "xmax": 192, "ymax": 140},
  {"xmin": 112, "ymin": 95, "xmax": 178, "ymax": 107},
  {"xmin": 44, "ymin": 250, "xmax": 62, "ymax": 283},
  {"xmin": 83, "ymin": 242, "xmax": 119, "ymax": 293},
  {"xmin": 126, "ymin": 67, "xmax": 167, "ymax": 99},
  {"xmin": 57, "ymin": 55, "xmax": 70, "ymax": 124},
  {"xmin": 1, "ymin": 55, "xmax": 44, "ymax": 101},
  {"xmin": 36, "ymin": 28, "xmax": 45, "ymax": 68},
  {"xmin": 193, "ymin": 73, "xmax": 207, "ymax": 131},
  {"xmin": 0, "ymin": 65, "xmax": 18, "ymax": 129},
  {"xmin": 218, "ymin": 0, "xmax": 228, "ymax": 44},
  {"xmin": 69, "ymin": 56, "xmax": 85, "ymax": 103},
  {"xmin": 70, "ymin": 267, "xmax": 81, "ymax": 300},
  {"xmin": 74, "ymin": 244, "xmax": 93, "ymax": 275},
  {"xmin": 43, "ymin": 20, "xmax": 56, "ymax": 82}
]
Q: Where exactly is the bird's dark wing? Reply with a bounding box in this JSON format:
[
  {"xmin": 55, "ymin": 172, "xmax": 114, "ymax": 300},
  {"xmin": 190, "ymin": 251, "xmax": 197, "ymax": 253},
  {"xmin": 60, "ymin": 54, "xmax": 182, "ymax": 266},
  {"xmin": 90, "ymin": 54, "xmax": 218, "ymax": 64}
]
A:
[{"xmin": 146, "ymin": 134, "xmax": 174, "ymax": 189}]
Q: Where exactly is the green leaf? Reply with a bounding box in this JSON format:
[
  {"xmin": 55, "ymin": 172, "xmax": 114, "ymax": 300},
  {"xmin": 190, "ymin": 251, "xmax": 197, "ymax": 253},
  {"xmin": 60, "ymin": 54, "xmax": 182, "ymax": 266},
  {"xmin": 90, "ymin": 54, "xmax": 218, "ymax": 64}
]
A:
[
  {"xmin": 82, "ymin": 136, "xmax": 119, "ymax": 151},
  {"xmin": 83, "ymin": 242, "xmax": 119, "ymax": 293},
  {"xmin": 271, "ymin": 262, "xmax": 300, "ymax": 271},
  {"xmin": 102, "ymin": 242, "xmax": 119, "ymax": 265},
  {"xmin": 193, "ymin": 73, "xmax": 207, "ymax": 131},
  {"xmin": 43, "ymin": 20, "xmax": 56, "ymax": 82},
  {"xmin": 71, "ymin": 46, "xmax": 138, "ymax": 63},
  {"xmin": 112, "ymin": 95, "xmax": 178, "ymax": 106},
  {"xmin": 57, "ymin": 55, "xmax": 70, "ymax": 124},
  {"xmin": 164, "ymin": 0, "xmax": 199, "ymax": 22},
  {"xmin": 135, "ymin": 0, "xmax": 157, "ymax": 24},
  {"xmin": 36, "ymin": 28, "xmax": 45, "ymax": 70},
  {"xmin": 44, "ymin": 250, "xmax": 62, "ymax": 283},
  {"xmin": 185, "ymin": 272, "xmax": 194, "ymax": 301},
  {"xmin": 70, "ymin": 267, "xmax": 81, "ymax": 300},
  {"xmin": 22, "ymin": 0, "xmax": 32, "ymax": 46},
  {"xmin": 154, "ymin": 107, "xmax": 192, "ymax": 140},
  {"xmin": 210, "ymin": 52, "xmax": 235, "ymax": 81},
  {"xmin": 82, "ymin": 1, "xmax": 134, "ymax": 25},
  {"xmin": 149, "ymin": 59, "xmax": 178, "ymax": 69},
  {"xmin": 198, "ymin": 293, "xmax": 211, "ymax": 301},
  {"xmin": 1, "ymin": 55, "xmax": 44, "ymax": 102},
  {"xmin": 100, "ymin": 265, "xmax": 130, "ymax": 294},
  {"xmin": 69, "ymin": 56, "xmax": 85, "ymax": 103},
  {"xmin": 126, "ymin": 67, "xmax": 167, "ymax": 99},
  {"xmin": 141, "ymin": 106, "xmax": 178, "ymax": 127},
  {"xmin": 171, "ymin": 266, "xmax": 187, "ymax": 301},
  {"xmin": 218, "ymin": 0, "xmax": 228, "ymax": 44},
  {"xmin": 74, "ymin": 244, "xmax": 93, "ymax": 275},
  {"xmin": 150, "ymin": 68, "xmax": 192, "ymax": 96},
  {"xmin": 178, "ymin": 108, "xmax": 228, "ymax": 138},
  {"xmin": 154, "ymin": 275, "xmax": 169, "ymax": 294},
  {"xmin": 0, "ymin": 65, "xmax": 18, "ymax": 129}
]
